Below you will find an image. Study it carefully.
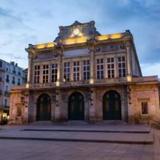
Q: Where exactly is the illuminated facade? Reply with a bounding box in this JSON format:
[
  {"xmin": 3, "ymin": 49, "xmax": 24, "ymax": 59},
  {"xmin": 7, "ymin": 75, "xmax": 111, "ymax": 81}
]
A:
[
  {"xmin": 0, "ymin": 60, "xmax": 25, "ymax": 121},
  {"xmin": 9, "ymin": 21, "xmax": 160, "ymax": 124}
]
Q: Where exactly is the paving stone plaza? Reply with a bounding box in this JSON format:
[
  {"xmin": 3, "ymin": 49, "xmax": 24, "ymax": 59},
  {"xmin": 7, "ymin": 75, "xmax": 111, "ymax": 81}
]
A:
[{"xmin": 0, "ymin": 123, "xmax": 159, "ymax": 160}]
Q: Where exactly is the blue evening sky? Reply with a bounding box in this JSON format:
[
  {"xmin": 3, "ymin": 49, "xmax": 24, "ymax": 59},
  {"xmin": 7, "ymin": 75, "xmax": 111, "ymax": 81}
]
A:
[{"xmin": 0, "ymin": 0, "xmax": 160, "ymax": 76}]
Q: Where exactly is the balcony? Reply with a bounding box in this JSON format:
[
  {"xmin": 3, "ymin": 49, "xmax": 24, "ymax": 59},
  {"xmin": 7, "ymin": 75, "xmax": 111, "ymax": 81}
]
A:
[{"xmin": 29, "ymin": 77, "xmax": 129, "ymax": 90}]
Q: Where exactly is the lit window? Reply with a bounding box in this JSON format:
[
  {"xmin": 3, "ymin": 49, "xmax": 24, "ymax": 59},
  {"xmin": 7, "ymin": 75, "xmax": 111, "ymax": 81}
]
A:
[
  {"xmin": 118, "ymin": 56, "xmax": 126, "ymax": 77},
  {"xmin": 83, "ymin": 60, "xmax": 90, "ymax": 80},
  {"xmin": 73, "ymin": 61, "xmax": 80, "ymax": 81},
  {"xmin": 141, "ymin": 102, "xmax": 148, "ymax": 115},
  {"xmin": 107, "ymin": 57, "xmax": 115, "ymax": 78},
  {"xmin": 96, "ymin": 59, "xmax": 104, "ymax": 79},
  {"xmin": 64, "ymin": 62, "xmax": 70, "ymax": 81},
  {"xmin": 42, "ymin": 65, "xmax": 49, "ymax": 83},
  {"xmin": 34, "ymin": 65, "xmax": 40, "ymax": 83},
  {"xmin": 51, "ymin": 64, "xmax": 57, "ymax": 82}
]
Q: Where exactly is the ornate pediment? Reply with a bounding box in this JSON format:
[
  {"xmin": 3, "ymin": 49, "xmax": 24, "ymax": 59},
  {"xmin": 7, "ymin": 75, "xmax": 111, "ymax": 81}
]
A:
[{"xmin": 54, "ymin": 20, "xmax": 100, "ymax": 42}]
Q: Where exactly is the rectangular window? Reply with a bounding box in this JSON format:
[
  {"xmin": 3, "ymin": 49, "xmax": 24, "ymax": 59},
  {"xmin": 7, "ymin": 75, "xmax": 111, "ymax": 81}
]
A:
[
  {"xmin": 64, "ymin": 62, "xmax": 70, "ymax": 82},
  {"xmin": 4, "ymin": 99, "xmax": 7, "ymax": 107},
  {"xmin": 107, "ymin": 57, "xmax": 115, "ymax": 78},
  {"xmin": 18, "ymin": 71, "xmax": 21, "ymax": 76},
  {"xmin": 118, "ymin": 56, "xmax": 126, "ymax": 77},
  {"xmin": 17, "ymin": 78, "xmax": 21, "ymax": 85},
  {"xmin": 12, "ymin": 67, "xmax": 16, "ymax": 74},
  {"xmin": 42, "ymin": 64, "xmax": 49, "ymax": 83},
  {"xmin": 73, "ymin": 61, "xmax": 80, "ymax": 81},
  {"xmin": 83, "ymin": 60, "xmax": 90, "ymax": 80},
  {"xmin": 96, "ymin": 59, "xmax": 104, "ymax": 79},
  {"xmin": 141, "ymin": 102, "xmax": 148, "ymax": 115},
  {"xmin": 12, "ymin": 77, "xmax": 15, "ymax": 84},
  {"xmin": 34, "ymin": 65, "xmax": 40, "ymax": 83},
  {"xmin": 51, "ymin": 64, "xmax": 57, "ymax": 82},
  {"xmin": 6, "ymin": 75, "xmax": 9, "ymax": 83}
]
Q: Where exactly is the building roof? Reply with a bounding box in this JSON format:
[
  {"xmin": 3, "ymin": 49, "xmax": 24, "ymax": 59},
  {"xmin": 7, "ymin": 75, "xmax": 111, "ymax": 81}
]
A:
[
  {"xmin": 25, "ymin": 21, "xmax": 134, "ymax": 51},
  {"xmin": 27, "ymin": 32, "xmax": 132, "ymax": 51}
]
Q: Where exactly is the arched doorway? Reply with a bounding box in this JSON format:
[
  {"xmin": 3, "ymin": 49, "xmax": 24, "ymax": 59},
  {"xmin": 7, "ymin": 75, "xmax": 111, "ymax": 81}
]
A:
[
  {"xmin": 37, "ymin": 94, "xmax": 51, "ymax": 121},
  {"xmin": 68, "ymin": 92, "xmax": 84, "ymax": 120},
  {"xmin": 103, "ymin": 91, "xmax": 121, "ymax": 120}
]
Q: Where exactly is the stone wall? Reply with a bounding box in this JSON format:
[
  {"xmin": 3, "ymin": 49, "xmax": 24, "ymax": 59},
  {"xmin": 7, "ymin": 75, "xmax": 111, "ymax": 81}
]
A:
[
  {"xmin": 9, "ymin": 83, "xmax": 160, "ymax": 124},
  {"xmin": 9, "ymin": 89, "xmax": 29, "ymax": 124},
  {"xmin": 22, "ymin": 86, "xmax": 128, "ymax": 123},
  {"xmin": 129, "ymin": 84, "xmax": 160, "ymax": 123}
]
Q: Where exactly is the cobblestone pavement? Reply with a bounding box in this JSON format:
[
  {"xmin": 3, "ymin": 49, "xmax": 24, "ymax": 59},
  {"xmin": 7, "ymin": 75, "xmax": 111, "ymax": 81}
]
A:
[
  {"xmin": 0, "ymin": 124, "xmax": 159, "ymax": 160},
  {"xmin": 0, "ymin": 139, "xmax": 155, "ymax": 160},
  {"xmin": 0, "ymin": 124, "xmax": 153, "ymax": 144}
]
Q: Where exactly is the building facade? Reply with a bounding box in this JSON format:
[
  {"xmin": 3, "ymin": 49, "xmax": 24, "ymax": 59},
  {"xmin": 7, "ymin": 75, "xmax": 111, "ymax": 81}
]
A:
[
  {"xmin": 9, "ymin": 21, "xmax": 160, "ymax": 124},
  {"xmin": 0, "ymin": 60, "xmax": 26, "ymax": 121}
]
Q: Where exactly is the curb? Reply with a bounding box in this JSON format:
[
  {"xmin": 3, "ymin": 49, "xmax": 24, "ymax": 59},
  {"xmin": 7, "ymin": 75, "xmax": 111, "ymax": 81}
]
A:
[
  {"xmin": 22, "ymin": 129, "xmax": 150, "ymax": 134},
  {"xmin": 0, "ymin": 136, "xmax": 154, "ymax": 145}
]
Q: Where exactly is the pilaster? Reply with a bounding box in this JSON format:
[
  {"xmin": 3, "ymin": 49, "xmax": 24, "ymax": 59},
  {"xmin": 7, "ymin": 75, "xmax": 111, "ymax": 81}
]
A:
[
  {"xmin": 55, "ymin": 90, "xmax": 61, "ymax": 121},
  {"xmin": 89, "ymin": 88, "xmax": 96, "ymax": 122},
  {"xmin": 126, "ymin": 42, "xmax": 132, "ymax": 76},
  {"xmin": 89, "ymin": 41, "xmax": 96, "ymax": 84},
  {"xmin": 56, "ymin": 46, "xmax": 63, "ymax": 86}
]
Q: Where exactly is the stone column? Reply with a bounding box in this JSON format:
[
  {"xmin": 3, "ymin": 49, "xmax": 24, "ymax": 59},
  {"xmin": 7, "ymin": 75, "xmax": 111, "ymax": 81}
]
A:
[
  {"xmin": 114, "ymin": 55, "xmax": 118, "ymax": 78},
  {"xmin": 89, "ymin": 88, "xmax": 96, "ymax": 122},
  {"xmin": 26, "ymin": 48, "xmax": 37, "ymax": 85},
  {"xmin": 27, "ymin": 51, "xmax": 35, "ymax": 85},
  {"xmin": 51, "ymin": 93, "xmax": 56, "ymax": 121},
  {"xmin": 126, "ymin": 42, "xmax": 132, "ymax": 76},
  {"xmin": 104, "ymin": 58, "xmax": 107, "ymax": 78},
  {"xmin": 27, "ymin": 54, "xmax": 32, "ymax": 83},
  {"xmin": 56, "ymin": 51, "xmax": 63, "ymax": 86},
  {"xmin": 89, "ymin": 46, "xmax": 95, "ymax": 84},
  {"xmin": 57, "ymin": 57, "xmax": 60, "ymax": 86},
  {"xmin": 48, "ymin": 61, "xmax": 51, "ymax": 84},
  {"xmin": 23, "ymin": 91, "xmax": 29, "ymax": 123},
  {"xmin": 127, "ymin": 85, "xmax": 133, "ymax": 123},
  {"xmin": 70, "ymin": 61, "xmax": 73, "ymax": 81},
  {"xmin": 79, "ymin": 61, "xmax": 82, "ymax": 81},
  {"xmin": 40, "ymin": 65, "xmax": 43, "ymax": 84},
  {"xmin": 55, "ymin": 90, "xmax": 61, "ymax": 121}
]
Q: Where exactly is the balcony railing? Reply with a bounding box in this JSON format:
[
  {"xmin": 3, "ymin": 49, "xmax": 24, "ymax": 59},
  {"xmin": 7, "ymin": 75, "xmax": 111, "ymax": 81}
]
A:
[{"xmin": 29, "ymin": 77, "xmax": 128, "ymax": 89}]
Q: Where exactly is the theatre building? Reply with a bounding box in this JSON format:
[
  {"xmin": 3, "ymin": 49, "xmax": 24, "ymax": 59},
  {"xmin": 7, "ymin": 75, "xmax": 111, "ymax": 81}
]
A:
[{"xmin": 9, "ymin": 21, "xmax": 160, "ymax": 124}]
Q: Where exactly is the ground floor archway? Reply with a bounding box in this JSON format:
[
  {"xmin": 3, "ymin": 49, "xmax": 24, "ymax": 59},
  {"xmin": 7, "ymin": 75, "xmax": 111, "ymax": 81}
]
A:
[
  {"xmin": 36, "ymin": 94, "xmax": 51, "ymax": 121},
  {"xmin": 68, "ymin": 92, "xmax": 84, "ymax": 120},
  {"xmin": 103, "ymin": 90, "xmax": 121, "ymax": 120}
]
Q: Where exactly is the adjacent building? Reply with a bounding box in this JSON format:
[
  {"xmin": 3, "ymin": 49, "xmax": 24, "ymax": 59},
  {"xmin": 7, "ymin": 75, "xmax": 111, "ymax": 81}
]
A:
[
  {"xmin": 0, "ymin": 60, "xmax": 25, "ymax": 120},
  {"xmin": 9, "ymin": 21, "xmax": 160, "ymax": 124}
]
